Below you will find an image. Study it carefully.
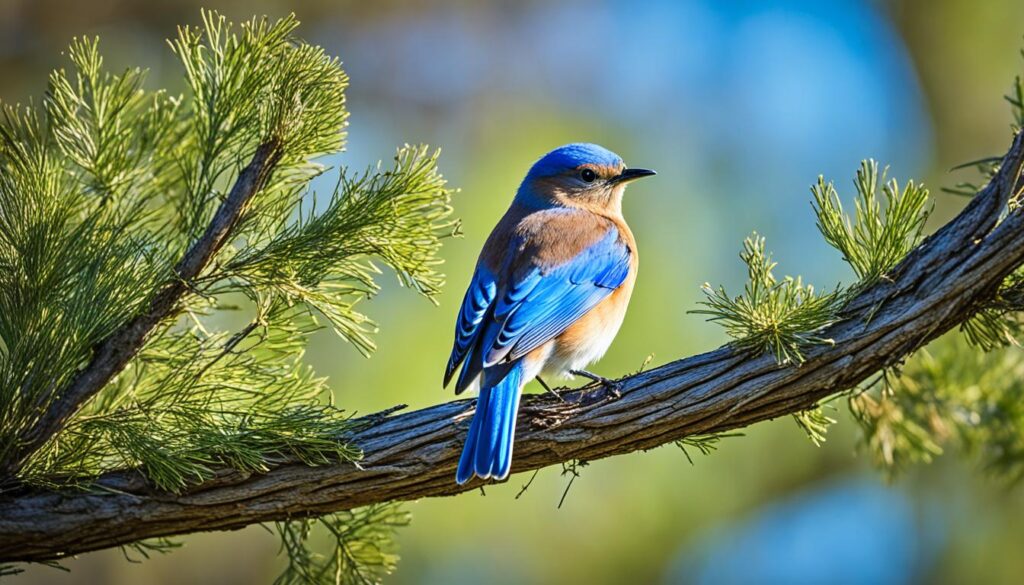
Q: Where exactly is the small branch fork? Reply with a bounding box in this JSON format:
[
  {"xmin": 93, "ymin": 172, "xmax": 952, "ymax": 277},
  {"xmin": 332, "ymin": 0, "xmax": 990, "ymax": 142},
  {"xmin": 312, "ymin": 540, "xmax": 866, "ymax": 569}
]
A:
[{"xmin": 0, "ymin": 132, "xmax": 1022, "ymax": 562}]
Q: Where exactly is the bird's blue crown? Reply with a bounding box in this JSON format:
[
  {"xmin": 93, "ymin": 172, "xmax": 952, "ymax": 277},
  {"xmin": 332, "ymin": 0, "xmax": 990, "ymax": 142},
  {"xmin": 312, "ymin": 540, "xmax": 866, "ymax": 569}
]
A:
[{"xmin": 526, "ymin": 143, "xmax": 624, "ymax": 179}]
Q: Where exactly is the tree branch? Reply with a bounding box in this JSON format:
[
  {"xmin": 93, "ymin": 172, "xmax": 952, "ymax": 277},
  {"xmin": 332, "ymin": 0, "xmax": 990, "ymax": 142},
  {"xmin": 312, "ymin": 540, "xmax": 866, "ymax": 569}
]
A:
[
  {"xmin": 1, "ymin": 141, "xmax": 283, "ymax": 479},
  {"xmin": 1, "ymin": 132, "xmax": 1022, "ymax": 563}
]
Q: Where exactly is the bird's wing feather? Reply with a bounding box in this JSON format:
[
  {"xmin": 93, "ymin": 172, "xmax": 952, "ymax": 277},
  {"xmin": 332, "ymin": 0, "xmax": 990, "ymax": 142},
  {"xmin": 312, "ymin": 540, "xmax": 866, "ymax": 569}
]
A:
[
  {"xmin": 443, "ymin": 265, "xmax": 497, "ymax": 388},
  {"xmin": 483, "ymin": 226, "xmax": 631, "ymax": 366}
]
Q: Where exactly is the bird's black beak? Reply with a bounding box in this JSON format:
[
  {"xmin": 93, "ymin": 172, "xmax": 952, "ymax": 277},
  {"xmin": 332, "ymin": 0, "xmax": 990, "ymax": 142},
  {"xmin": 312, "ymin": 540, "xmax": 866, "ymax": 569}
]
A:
[{"xmin": 611, "ymin": 167, "xmax": 657, "ymax": 184}]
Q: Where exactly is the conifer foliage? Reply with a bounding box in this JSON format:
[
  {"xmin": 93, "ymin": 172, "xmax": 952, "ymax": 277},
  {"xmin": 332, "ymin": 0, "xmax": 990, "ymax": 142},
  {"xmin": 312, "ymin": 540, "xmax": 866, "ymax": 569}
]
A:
[
  {"xmin": 3, "ymin": 9, "xmax": 1024, "ymax": 584},
  {"xmin": 0, "ymin": 11, "xmax": 452, "ymax": 582},
  {"xmin": 697, "ymin": 61, "xmax": 1024, "ymax": 473}
]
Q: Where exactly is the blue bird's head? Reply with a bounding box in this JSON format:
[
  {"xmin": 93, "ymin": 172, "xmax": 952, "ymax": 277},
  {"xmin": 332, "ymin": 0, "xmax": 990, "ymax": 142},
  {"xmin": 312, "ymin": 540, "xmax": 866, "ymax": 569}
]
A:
[{"xmin": 517, "ymin": 143, "xmax": 655, "ymax": 213}]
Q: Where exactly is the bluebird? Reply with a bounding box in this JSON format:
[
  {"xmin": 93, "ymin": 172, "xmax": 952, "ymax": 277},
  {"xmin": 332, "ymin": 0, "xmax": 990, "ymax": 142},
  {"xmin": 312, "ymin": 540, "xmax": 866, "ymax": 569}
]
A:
[{"xmin": 443, "ymin": 143, "xmax": 655, "ymax": 484}]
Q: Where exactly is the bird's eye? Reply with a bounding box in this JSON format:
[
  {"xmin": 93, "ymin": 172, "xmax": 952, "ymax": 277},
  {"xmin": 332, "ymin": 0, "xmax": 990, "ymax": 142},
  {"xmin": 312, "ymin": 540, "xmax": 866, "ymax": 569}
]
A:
[{"xmin": 579, "ymin": 169, "xmax": 598, "ymax": 183}]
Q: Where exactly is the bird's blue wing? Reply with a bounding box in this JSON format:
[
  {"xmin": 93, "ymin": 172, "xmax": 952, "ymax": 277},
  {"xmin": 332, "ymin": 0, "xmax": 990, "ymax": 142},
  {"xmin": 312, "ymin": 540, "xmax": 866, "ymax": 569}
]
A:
[
  {"xmin": 443, "ymin": 265, "xmax": 497, "ymax": 388},
  {"xmin": 483, "ymin": 227, "xmax": 631, "ymax": 366}
]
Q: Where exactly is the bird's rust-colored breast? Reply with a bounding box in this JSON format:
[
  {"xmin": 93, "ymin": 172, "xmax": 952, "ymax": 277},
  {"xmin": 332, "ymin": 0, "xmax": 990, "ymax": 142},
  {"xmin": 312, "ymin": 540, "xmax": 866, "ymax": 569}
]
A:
[
  {"xmin": 478, "ymin": 204, "xmax": 619, "ymax": 274},
  {"xmin": 477, "ymin": 204, "xmax": 638, "ymax": 368},
  {"xmin": 549, "ymin": 213, "xmax": 637, "ymax": 371},
  {"xmin": 582, "ymin": 214, "xmax": 638, "ymax": 316}
]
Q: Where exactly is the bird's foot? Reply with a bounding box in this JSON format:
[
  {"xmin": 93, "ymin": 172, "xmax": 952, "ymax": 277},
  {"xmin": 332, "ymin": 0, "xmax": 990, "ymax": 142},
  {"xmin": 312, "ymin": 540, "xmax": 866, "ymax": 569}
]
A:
[
  {"xmin": 535, "ymin": 375, "xmax": 568, "ymax": 403},
  {"xmin": 570, "ymin": 369, "xmax": 622, "ymax": 398}
]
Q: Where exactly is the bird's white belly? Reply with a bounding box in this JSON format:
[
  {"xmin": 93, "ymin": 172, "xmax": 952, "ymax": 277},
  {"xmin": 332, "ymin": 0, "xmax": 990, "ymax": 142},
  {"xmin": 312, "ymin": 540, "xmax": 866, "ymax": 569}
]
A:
[{"xmin": 541, "ymin": 301, "xmax": 628, "ymax": 378}]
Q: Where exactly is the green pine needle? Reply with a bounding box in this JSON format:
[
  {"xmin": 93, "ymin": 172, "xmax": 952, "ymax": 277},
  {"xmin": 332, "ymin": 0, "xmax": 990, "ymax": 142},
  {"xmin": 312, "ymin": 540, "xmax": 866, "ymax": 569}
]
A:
[
  {"xmin": 852, "ymin": 333, "xmax": 1024, "ymax": 483},
  {"xmin": 274, "ymin": 503, "xmax": 410, "ymax": 585},
  {"xmin": 812, "ymin": 159, "xmax": 931, "ymax": 283},
  {"xmin": 694, "ymin": 233, "xmax": 843, "ymax": 364},
  {"xmin": 675, "ymin": 432, "xmax": 743, "ymax": 465},
  {"xmin": 219, "ymin": 145, "xmax": 456, "ymax": 356},
  {"xmin": 1008, "ymin": 50, "xmax": 1024, "ymax": 130},
  {"xmin": 960, "ymin": 271, "xmax": 1024, "ymax": 350},
  {"xmin": 0, "ymin": 11, "xmax": 453, "ymax": 580},
  {"xmin": 792, "ymin": 406, "xmax": 837, "ymax": 447}
]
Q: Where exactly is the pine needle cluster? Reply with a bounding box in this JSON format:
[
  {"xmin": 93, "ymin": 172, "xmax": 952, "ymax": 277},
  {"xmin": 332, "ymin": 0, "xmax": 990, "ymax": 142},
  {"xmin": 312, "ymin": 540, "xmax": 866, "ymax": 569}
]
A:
[
  {"xmin": 840, "ymin": 52, "xmax": 1024, "ymax": 483},
  {"xmin": 693, "ymin": 48, "xmax": 1024, "ymax": 477},
  {"xmin": 0, "ymin": 11, "xmax": 452, "ymax": 582},
  {"xmin": 812, "ymin": 159, "xmax": 931, "ymax": 284},
  {"xmin": 695, "ymin": 234, "xmax": 843, "ymax": 365},
  {"xmin": 695, "ymin": 157, "xmax": 934, "ymax": 446},
  {"xmin": 851, "ymin": 335, "xmax": 1024, "ymax": 482},
  {"xmin": 275, "ymin": 504, "xmax": 411, "ymax": 585}
]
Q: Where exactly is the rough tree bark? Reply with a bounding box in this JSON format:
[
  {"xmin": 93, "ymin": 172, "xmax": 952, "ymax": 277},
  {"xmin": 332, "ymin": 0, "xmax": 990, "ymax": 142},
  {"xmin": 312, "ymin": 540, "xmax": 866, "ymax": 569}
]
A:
[{"xmin": 0, "ymin": 132, "xmax": 1022, "ymax": 563}]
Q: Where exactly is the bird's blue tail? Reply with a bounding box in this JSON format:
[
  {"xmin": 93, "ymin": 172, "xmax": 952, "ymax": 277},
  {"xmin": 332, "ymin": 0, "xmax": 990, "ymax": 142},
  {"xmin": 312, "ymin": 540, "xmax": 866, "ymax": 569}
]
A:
[{"xmin": 456, "ymin": 362, "xmax": 524, "ymax": 484}]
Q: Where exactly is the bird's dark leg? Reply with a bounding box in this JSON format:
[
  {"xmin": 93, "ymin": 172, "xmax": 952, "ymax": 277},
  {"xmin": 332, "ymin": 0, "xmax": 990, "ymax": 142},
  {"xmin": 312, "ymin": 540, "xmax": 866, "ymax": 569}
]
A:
[
  {"xmin": 570, "ymin": 369, "xmax": 622, "ymax": 398},
  {"xmin": 535, "ymin": 375, "xmax": 567, "ymax": 403}
]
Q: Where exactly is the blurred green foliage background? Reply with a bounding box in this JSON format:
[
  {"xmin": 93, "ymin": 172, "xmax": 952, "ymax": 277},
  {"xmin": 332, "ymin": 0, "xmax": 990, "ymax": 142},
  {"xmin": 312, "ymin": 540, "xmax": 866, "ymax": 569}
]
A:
[{"xmin": 4, "ymin": 0, "xmax": 1024, "ymax": 583}]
